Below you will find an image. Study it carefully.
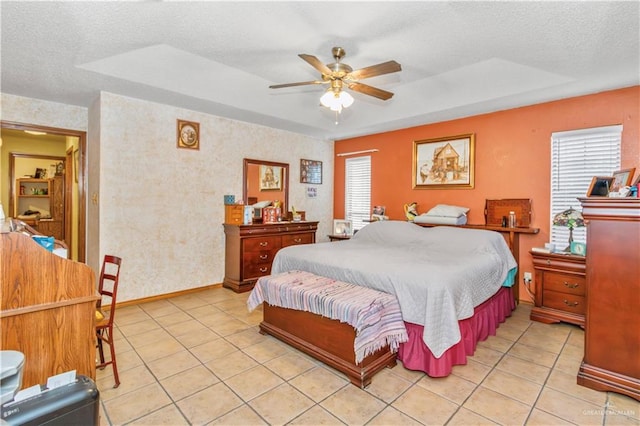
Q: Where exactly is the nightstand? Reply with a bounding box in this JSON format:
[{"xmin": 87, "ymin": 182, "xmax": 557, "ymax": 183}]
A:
[
  {"xmin": 328, "ymin": 234, "xmax": 351, "ymax": 242},
  {"xmin": 530, "ymin": 251, "xmax": 586, "ymax": 327}
]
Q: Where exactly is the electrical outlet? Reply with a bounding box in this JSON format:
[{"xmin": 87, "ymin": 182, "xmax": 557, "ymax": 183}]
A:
[{"xmin": 523, "ymin": 272, "xmax": 532, "ymax": 282}]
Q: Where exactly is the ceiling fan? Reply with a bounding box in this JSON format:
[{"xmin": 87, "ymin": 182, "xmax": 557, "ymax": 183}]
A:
[{"xmin": 269, "ymin": 47, "xmax": 401, "ymax": 112}]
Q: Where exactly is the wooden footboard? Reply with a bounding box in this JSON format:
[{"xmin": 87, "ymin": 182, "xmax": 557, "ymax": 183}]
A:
[{"xmin": 260, "ymin": 303, "xmax": 397, "ymax": 388}]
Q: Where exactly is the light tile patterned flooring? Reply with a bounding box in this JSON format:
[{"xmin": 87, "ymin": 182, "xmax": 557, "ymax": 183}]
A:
[{"xmin": 96, "ymin": 286, "xmax": 639, "ymax": 425}]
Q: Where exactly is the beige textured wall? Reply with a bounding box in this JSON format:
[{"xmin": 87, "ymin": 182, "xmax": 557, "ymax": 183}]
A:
[
  {"xmin": 97, "ymin": 92, "xmax": 334, "ymax": 301},
  {"xmin": 1, "ymin": 93, "xmax": 88, "ymax": 130},
  {"xmin": 2, "ymin": 92, "xmax": 335, "ymax": 302}
]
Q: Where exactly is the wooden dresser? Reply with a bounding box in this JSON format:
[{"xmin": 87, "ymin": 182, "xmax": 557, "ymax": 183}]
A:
[
  {"xmin": 223, "ymin": 221, "xmax": 318, "ymax": 293},
  {"xmin": 530, "ymin": 251, "xmax": 586, "ymax": 327},
  {"xmin": 577, "ymin": 197, "xmax": 639, "ymax": 401}
]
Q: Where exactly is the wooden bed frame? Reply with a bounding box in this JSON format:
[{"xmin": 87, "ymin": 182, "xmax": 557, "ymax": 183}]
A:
[{"xmin": 260, "ymin": 303, "xmax": 397, "ymax": 388}]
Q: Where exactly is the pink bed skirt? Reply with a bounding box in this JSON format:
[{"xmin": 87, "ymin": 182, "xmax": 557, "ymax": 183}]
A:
[{"xmin": 397, "ymin": 286, "xmax": 516, "ymax": 377}]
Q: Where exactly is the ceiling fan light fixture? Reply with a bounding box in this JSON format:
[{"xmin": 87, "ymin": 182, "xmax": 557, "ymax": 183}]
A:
[
  {"xmin": 339, "ymin": 90, "xmax": 354, "ymax": 108},
  {"xmin": 320, "ymin": 89, "xmax": 354, "ymax": 113}
]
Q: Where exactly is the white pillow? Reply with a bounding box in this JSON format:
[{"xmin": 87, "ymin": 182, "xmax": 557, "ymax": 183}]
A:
[
  {"xmin": 28, "ymin": 205, "xmax": 51, "ymax": 218},
  {"xmin": 252, "ymin": 200, "xmax": 272, "ymax": 209},
  {"xmin": 424, "ymin": 204, "xmax": 469, "ymax": 218}
]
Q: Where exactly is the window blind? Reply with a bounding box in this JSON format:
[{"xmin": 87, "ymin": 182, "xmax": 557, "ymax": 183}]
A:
[
  {"xmin": 550, "ymin": 125, "xmax": 621, "ymax": 246},
  {"xmin": 345, "ymin": 156, "xmax": 371, "ymax": 230}
]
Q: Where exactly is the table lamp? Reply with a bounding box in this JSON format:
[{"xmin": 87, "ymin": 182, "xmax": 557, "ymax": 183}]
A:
[{"xmin": 552, "ymin": 207, "xmax": 585, "ymax": 252}]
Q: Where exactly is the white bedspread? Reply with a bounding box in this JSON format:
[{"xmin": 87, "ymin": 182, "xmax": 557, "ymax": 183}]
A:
[{"xmin": 272, "ymin": 221, "xmax": 517, "ymax": 357}]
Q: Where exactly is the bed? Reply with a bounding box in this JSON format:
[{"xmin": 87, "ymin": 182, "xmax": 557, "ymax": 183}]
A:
[{"xmin": 270, "ymin": 220, "xmax": 517, "ymax": 377}]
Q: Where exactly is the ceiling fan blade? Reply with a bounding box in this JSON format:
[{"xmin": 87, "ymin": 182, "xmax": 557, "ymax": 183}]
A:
[
  {"xmin": 269, "ymin": 80, "xmax": 325, "ymax": 89},
  {"xmin": 347, "ymin": 82, "xmax": 394, "ymax": 101},
  {"xmin": 299, "ymin": 54, "xmax": 333, "ymax": 76},
  {"xmin": 348, "ymin": 60, "xmax": 402, "ymax": 80}
]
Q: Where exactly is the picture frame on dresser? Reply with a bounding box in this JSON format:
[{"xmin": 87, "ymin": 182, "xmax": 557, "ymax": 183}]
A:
[
  {"xmin": 586, "ymin": 176, "xmax": 614, "ymax": 196},
  {"xmin": 611, "ymin": 167, "xmax": 635, "ymax": 192},
  {"xmin": 333, "ymin": 219, "xmax": 353, "ymax": 236}
]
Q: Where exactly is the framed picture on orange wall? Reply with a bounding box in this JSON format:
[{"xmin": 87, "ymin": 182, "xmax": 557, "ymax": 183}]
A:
[{"xmin": 413, "ymin": 133, "xmax": 475, "ymax": 189}]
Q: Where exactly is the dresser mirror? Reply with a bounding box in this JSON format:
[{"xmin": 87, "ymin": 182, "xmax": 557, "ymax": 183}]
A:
[{"xmin": 243, "ymin": 158, "xmax": 289, "ymax": 216}]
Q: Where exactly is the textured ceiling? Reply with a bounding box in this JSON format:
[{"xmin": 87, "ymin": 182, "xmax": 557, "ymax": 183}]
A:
[{"xmin": 1, "ymin": 1, "xmax": 638, "ymax": 141}]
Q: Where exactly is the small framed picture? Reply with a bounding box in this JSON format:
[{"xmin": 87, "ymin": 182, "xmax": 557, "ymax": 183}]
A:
[
  {"xmin": 300, "ymin": 159, "xmax": 322, "ymax": 184},
  {"xmin": 35, "ymin": 168, "xmax": 47, "ymax": 179},
  {"xmin": 611, "ymin": 168, "xmax": 636, "ymax": 192},
  {"xmin": 372, "ymin": 205, "xmax": 386, "ymax": 216},
  {"xmin": 586, "ymin": 176, "xmax": 614, "ymax": 197},
  {"xmin": 260, "ymin": 165, "xmax": 283, "ymax": 191},
  {"xmin": 177, "ymin": 119, "xmax": 200, "ymax": 150},
  {"xmin": 333, "ymin": 219, "xmax": 353, "ymax": 236}
]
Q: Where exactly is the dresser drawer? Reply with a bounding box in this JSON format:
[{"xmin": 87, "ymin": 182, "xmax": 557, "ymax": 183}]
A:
[
  {"xmin": 243, "ymin": 236, "xmax": 280, "ymax": 252},
  {"xmin": 543, "ymin": 272, "xmax": 585, "ymax": 296},
  {"xmin": 243, "ymin": 261, "xmax": 273, "ymax": 279},
  {"xmin": 543, "ymin": 290, "xmax": 585, "ymax": 315},
  {"xmin": 282, "ymin": 233, "xmax": 314, "ymax": 247},
  {"xmin": 242, "ymin": 249, "xmax": 276, "ymax": 265}
]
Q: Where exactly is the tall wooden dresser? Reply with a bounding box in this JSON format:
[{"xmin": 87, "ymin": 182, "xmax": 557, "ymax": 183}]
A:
[
  {"xmin": 223, "ymin": 221, "xmax": 318, "ymax": 293},
  {"xmin": 577, "ymin": 197, "xmax": 639, "ymax": 401}
]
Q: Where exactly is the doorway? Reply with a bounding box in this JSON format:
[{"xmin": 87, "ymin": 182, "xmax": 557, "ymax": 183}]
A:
[{"xmin": 1, "ymin": 121, "xmax": 86, "ymax": 262}]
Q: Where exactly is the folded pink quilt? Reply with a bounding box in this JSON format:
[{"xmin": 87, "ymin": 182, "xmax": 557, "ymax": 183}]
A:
[{"xmin": 247, "ymin": 270, "xmax": 408, "ymax": 364}]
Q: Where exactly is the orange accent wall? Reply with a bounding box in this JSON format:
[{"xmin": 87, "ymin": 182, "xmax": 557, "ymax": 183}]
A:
[{"xmin": 334, "ymin": 86, "xmax": 639, "ymax": 302}]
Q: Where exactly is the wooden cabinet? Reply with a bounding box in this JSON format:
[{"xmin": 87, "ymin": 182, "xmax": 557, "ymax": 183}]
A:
[
  {"xmin": 223, "ymin": 221, "xmax": 318, "ymax": 292},
  {"xmin": 577, "ymin": 198, "xmax": 639, "ymax": 401},
  {"xmin": 224, "ymin": 205, "xmax": 244, "ymax": 225},
  {"xmin": 530, "ymin": 251, "xmax": 586, "ymax": 327},
  {"xmin": 14, "ymin": 176, "xmax": 65, "ymax": 241},
  {"xmin": 0, "ymin": 232, "xmax": 97, "ymax": 388}
]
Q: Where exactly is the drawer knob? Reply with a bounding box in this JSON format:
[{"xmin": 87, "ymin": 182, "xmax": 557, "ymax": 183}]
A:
[
  {"xmin": 259, "ymin": 254, "xmax": 268, "ymax": 260},
  {"xmin": 564, "ymin": 282, "xmax": 579, "ymax": 289},
  {"xmin": 259, "ymin": 267, "xmax": 268, "ymax": 273},
  {"xmin": 259, "ymin": 241, "xmax": 268, "ymax": 247},
  {"xmin": 563, "ymin": 299, "xmax": 579, "ymax": 307},
  {"xmin": 293, "ymin": 238, "xmax": 302, "ymax": 243}
]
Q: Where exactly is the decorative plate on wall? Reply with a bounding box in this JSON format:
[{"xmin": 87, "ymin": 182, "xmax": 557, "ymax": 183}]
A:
[{"xmin": 177, "ymin": 119, "xmax": 200, "ymax": 150}]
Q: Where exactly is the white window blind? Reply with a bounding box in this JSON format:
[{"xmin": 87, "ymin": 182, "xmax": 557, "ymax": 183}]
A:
[
  {"xmin": 550, "ymin": 125, "xmax": 621, "ymax": 246},
  {"xmin": 345, "ymin": 156, "xmax": 371, "ymax": 231}
]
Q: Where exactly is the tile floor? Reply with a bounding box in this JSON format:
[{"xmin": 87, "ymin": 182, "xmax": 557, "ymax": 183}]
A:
[{"xmin": 96, "ymin": 286, "xmax": 639, "ymax": 425}]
